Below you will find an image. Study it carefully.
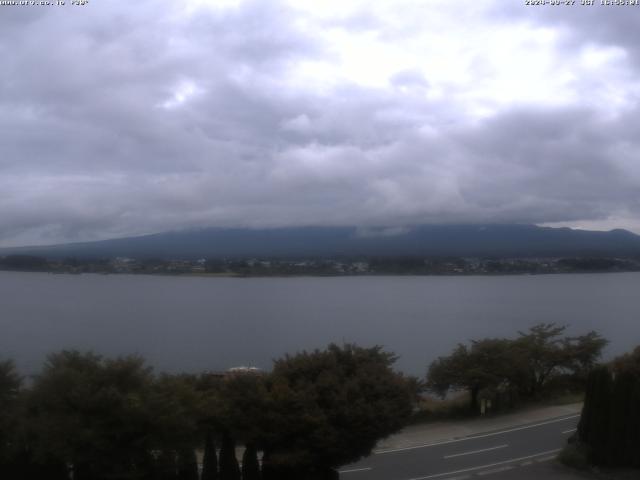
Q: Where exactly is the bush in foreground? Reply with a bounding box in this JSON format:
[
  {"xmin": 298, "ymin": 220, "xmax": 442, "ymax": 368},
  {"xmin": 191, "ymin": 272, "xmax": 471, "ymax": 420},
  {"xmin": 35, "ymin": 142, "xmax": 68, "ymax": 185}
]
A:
[
  {"xmin": 261, "ymin": 344, "xmax": 417, "ymax": 478},
  {"xmin": 558, "ymin": 443, "xmax": 589, "ymax": 471},
  {"xmin": 0, "ymin": 343, "xmax": 416, "ymax": 480}
]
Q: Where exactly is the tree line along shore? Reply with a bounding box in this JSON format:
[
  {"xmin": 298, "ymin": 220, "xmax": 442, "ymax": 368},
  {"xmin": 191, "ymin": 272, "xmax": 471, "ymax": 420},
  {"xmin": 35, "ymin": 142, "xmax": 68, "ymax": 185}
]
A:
[
  {"xmin": 0, "ymin": 324, "xmax": 637, "ymax": 480},
  {"xmin": 2, "ymin": 254, "xmax": 640, "ymax": 276}
]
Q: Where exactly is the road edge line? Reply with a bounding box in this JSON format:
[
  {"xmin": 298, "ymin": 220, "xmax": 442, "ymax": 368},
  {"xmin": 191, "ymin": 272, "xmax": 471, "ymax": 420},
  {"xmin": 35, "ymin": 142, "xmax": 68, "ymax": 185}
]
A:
[
  {"xmin": 405, "ymin": 448, "xmax": 562, "ymax": 480},
  {"xmin": 375, "ymin": 414, "xmax": 579, "ymax": 455}
]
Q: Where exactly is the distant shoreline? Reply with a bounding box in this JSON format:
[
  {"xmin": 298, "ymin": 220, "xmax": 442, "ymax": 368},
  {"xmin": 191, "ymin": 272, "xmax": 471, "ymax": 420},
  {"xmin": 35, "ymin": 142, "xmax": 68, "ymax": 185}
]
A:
[
  {"xmin": 2, "ymin": 267, "xmax": 639, "ymax": 278},
  {"xmin": 2, "ymin": 252, "xmax": 640, "ymax": 277}
]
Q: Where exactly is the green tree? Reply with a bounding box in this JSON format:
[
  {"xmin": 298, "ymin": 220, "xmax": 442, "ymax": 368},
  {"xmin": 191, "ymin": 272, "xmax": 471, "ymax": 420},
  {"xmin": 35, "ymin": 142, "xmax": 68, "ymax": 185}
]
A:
[
  {"xmin": 513, "ymin": 324, "xmax": 607, "ymax": 397},
  {"xmin": 147, "ymin": 374, "xmax": 202, "ymax": 452},
  {"xmin": 261, "ymin": 344, "xmax": 415, "ymax": 478},
  {"xmin": 512, "ymin": 323, "xmax": 570, "ymax": 397},
  {"xmin": 612, "ymin": 345, "xmax": 640, "ymax": 379},
  {"xmin": 427, "ymin": 324, "xmax": 607, "ymax": 411},
  {"xmin": 27, "ymin": 351, "xmax": 157, "ymax": 480},
  {"xmin": 427, "ymin": 339, "xmax": 515, "ymax": 412},
  {"xmin": 217, "ymin": 373, "xmax": 269, "ymax": 446},
  {"xmin": 564, "ymin": 331, "xmax": 609, "ymax": 380}
]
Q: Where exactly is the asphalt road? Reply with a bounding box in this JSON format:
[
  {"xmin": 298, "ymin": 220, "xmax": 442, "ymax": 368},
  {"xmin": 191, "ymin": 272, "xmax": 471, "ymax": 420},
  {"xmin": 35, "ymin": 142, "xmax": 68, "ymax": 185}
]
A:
[{"xmin": 339, "ymin": 414, "xmax": 580, "ymax": 480}]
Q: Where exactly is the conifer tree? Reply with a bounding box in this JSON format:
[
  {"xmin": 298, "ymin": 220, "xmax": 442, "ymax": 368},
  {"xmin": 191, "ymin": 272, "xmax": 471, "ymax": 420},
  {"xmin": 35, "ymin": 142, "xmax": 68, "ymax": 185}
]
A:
[
  {"xmin": 157, "ymin": 450, "xmax": 179, "ymax": 480},
  {"xmin": 584, "ymin": 366, "xmax": 612, "ymax": 465},
  {"xmin": 606, "ymin": 371, "xmax": 630, "ymax": 465},
  {"xmin": 202, "ymin": 431, "xmax": 218, "ymax": 480},
  {"xmin": 260, "ymin": 451, "xmax": 276, "ymax": 480},
  {"xmin": 219, "ymin": 432, "xmax": 241, "ymax": 480},
  {"xmin": 241, "ymin": 443, "xmax": 261, "ymax": 480},
  {"xmin": 629, "ymin": 378, "xmax": 640, "ymax": 468},
  {"xmin": 578, "ymin": 348, "xmax": 640, "ymax": 468},
  {"xmin": 177, "ymin": 448, "xmax": 199, "ymax": 480},
  {"xmin": 578, "ymin": 366, "xmax": 610, "ymax": 447}
]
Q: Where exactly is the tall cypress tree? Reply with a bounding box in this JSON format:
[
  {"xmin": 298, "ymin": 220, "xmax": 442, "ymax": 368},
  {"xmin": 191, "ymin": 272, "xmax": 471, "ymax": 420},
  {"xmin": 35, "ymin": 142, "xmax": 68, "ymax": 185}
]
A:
[
  {"xmin": 219, "ymin": 432, "xmax": 241, "ymax": 480},
  {"xmin": 629, "ymin": 378, "xmax": 640, "ymax": 468},
  {"xmin": 260, "ymin": 451, "xmax": 276, "ymax": 480},
  {"xmin": 587, "ymin": 367, "xmax": 612, "ymax": 466},
  {"xmin": 578, "ymin": 365, "xmax": 612, "ymax": 463},
  {"xmin": 577, "ymin": 365, "xmax": 597, "ymax": 443},
  {"xmin": 578, "ymin": 357, "xmax": 640, "ymax": 468},
  {"xmin": 177, "ymin": 448, "xmax": 199, "ymax": 480},
  {"xmin": 202, "ymin": 431, "xmax": 218, "ymax": 480},
  {"xmin": 157, "ymin": 450, "xmax": 179, "ymax": 480},
  {"xmin": 241, "ymin": 443, "xmax": 261, "ymax": 480},
  {"xmin": 607, "ymin": 371, "xmax": 637, "ymax": 466}
]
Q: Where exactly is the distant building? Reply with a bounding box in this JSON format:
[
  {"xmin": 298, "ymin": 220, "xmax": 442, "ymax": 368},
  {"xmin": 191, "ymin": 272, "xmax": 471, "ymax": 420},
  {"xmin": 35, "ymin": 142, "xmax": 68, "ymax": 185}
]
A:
[
  {"xmin": 227, "ymin": 366, "xmax": 263, "ymax": 374},
  {"xmin": 201, "ymin": 366, "xmax": 265, "ymax": 379}
]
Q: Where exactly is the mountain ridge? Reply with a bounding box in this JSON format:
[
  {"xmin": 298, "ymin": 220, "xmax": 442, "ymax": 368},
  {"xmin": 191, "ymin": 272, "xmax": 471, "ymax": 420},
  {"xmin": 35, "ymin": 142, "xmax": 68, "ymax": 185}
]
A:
[{"xmin": 2, "ymin": 224, "xmax": 640, "ymax": 260}]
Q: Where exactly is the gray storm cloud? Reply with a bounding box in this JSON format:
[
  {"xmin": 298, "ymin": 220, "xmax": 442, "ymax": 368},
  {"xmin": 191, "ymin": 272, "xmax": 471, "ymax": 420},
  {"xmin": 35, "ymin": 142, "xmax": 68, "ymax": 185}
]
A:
[{"xmin": 1, "ymin": 0, "xmax": 640, "ymax": 246}]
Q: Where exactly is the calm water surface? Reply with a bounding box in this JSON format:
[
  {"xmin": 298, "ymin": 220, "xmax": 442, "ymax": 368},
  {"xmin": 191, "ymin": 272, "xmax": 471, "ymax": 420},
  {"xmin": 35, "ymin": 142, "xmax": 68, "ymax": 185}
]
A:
[{"xmin": 1, "ymin": 271, "xmax": 639, "ymax": 376}]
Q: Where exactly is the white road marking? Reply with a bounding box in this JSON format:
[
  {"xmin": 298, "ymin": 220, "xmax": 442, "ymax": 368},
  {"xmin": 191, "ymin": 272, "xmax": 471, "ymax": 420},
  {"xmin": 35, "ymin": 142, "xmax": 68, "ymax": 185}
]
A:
[
  {"xmin": 477, "ymin": 465, "xmax": 514, "ymax": 475},
  {"xmin": 376, "ymin": 415, "xmax": 579, "ymax": 455},
  {"xmin": 443, "ymin": 444, "xmax": 508, "ymax": 459},
  {"xmin": 562, "ymin": 428, "xmax": 577, "ymax": 434},
  {"xmin": 536, "ymin": 455, "xmax": 557, "ymax": 463},
  {"xmin": 338, "ymin": 467, "xmax": 372, "ymax": 474},
  {"xmin": 405, "ymin": 448, "xmax": 561, "ymax": 480}
]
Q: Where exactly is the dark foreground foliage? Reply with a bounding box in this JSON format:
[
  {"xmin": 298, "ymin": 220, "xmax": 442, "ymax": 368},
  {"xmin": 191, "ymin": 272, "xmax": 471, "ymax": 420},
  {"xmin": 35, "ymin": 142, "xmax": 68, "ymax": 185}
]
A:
[
  {"xmin": 576, "ymin": 346, "xmax": 640, "ymax": 469},
  {"xmin": 0, "ymin": 344, "xmax": 416, "ymax": 480}
]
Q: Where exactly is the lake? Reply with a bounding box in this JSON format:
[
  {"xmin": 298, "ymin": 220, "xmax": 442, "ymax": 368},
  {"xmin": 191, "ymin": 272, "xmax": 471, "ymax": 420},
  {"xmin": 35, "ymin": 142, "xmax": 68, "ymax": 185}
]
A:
[{"xmin": 1, "ymin": 271, "xmax": 639, "ymax": 376}]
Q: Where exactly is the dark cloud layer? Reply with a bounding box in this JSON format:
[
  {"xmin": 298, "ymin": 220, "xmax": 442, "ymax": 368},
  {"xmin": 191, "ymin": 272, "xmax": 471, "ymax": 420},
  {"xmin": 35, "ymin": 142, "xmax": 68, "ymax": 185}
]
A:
[{"xmin": 1, "ymin": 0, "xmax": 640, "ymax": 246}]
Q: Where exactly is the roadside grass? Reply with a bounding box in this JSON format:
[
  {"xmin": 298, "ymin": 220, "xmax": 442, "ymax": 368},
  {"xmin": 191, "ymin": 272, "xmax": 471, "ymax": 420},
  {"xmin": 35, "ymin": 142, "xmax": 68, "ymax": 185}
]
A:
[
  {"xmin": 409, "ymin": 390, "xmax": 584, "ymax": 425},
  {"xmin": 559, "ymin": 443, "xmax": 589, "ymax": 471},
  {"xmin": 542, "ymin": 391, "xmax": 585, "ymax": 406},
  {"xmin": 409, "ymin": 392, "xmax": 473, "ymax": 424}
]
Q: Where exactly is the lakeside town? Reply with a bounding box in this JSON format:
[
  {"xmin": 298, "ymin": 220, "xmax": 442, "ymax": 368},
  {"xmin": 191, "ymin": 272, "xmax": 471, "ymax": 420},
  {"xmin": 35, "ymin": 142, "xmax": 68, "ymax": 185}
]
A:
[{"xmin": 2, "ymin": 254, "xmax": 640, "ymax": 276}]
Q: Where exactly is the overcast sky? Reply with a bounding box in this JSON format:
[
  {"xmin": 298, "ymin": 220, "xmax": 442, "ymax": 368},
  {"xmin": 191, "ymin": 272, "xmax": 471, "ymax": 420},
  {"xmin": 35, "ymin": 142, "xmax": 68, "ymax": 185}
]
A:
[{"xmin": 2, "ymin": 0, "xmax": 640, "ymax": 246}]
